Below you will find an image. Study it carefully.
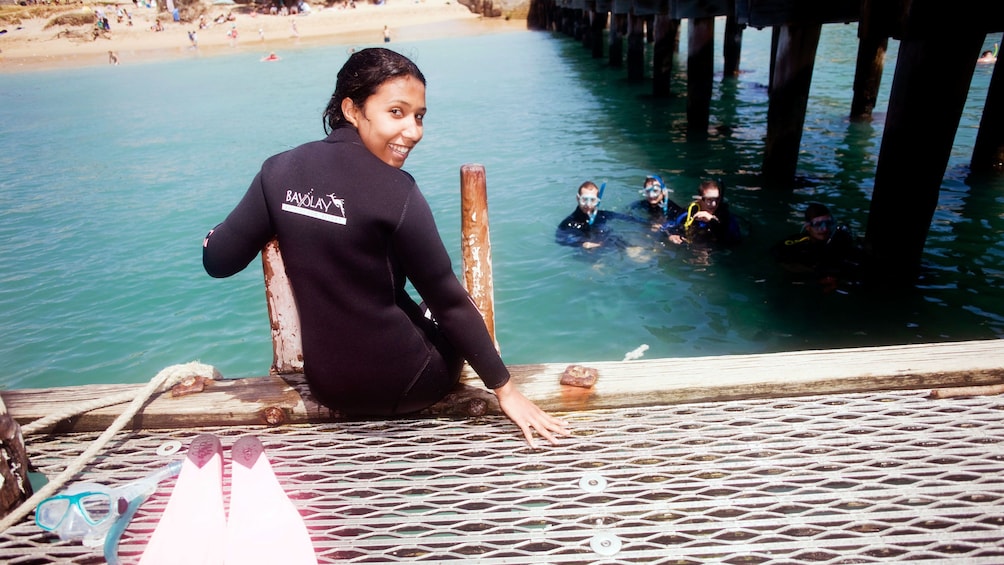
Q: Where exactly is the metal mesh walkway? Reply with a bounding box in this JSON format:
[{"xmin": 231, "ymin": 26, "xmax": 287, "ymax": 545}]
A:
[{"xmin": 3, "ymin": 389, "xmax": 1004, "ymax": 563}]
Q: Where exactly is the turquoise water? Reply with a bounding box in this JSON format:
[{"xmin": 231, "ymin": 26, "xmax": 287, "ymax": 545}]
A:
[{"xmin": 2, "ymin": 24, "xmax": 1003, "ymax": 390}]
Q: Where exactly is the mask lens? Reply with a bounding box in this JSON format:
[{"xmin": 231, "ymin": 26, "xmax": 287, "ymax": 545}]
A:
[
  {"xmin": 35, "ymin": 491, "xmax": 113, "ymax": 532},
  {"xmin": 578, "ymin": 195, "xmax": 599, "ymax": 205},
  {"xmin": 77, "ymin": 493, "xmax": 113, "ymax": 525},
  {"xmin": 644, "ymin": 186, "xmax": 661, "ymax": 195},
  {"xmin": 811, "ymin": 219, "xmax": 834, "ymax": 230},
  {"xmin": 703, "ymin": 198, "xmax": 719, "ymax": 206},
  {"xmin": 36, "ymin": 497, "xmax": 72, "ymax": 531}
]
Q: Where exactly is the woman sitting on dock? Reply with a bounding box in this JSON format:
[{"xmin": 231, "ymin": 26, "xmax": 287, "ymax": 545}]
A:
[{"xmin": 202, "ymin": 48, "xmax": 569, "ymax": 448}]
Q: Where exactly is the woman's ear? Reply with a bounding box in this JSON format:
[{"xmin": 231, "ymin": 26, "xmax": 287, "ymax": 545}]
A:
[{"xmin": 341, "ymin": 98, "xmax": 359, "ymax": 127}]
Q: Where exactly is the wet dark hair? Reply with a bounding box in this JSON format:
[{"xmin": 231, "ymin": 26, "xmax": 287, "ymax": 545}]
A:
[
  {"xmin": 804, "ymin": 202, "xmax": 832, "ymax": 222},
  {"xmin": 698, "ymin": 179, "xmax": 721, "ymax": 196},
  {"xmin": 323, "ymin": 48, "xmax": 426, "ymax": 134}
]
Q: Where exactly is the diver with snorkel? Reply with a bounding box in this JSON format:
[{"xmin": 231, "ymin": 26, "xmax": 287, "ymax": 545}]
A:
[
  {"xmin": 665, "ymin": 179, "xmax": 742, "ymax": 247},
  {"xmin": 555, "ymin": 180, "xmax": 634, "ymax": 250},
  {"xmin": 629, "ymin": 174, "xmax": 686, "ymax": 232}
]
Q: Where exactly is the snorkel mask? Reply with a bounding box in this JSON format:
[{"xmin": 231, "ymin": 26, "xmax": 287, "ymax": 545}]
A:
[{"xmin": 34, "ymin": 461, "xmax": 181, "ymax": 548}]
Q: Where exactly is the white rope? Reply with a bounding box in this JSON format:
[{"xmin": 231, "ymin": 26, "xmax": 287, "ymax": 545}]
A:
[{"xmin": 0, "ymin": 361, "xmax": 219, "ymax": 534}]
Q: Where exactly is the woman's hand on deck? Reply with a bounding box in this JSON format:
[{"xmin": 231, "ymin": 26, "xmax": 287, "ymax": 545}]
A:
[{"xmin": 494, "ymin": 381, "xmax": 570, "ymax": 448}]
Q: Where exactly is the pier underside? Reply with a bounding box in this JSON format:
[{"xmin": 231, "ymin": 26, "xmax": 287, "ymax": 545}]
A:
[{"xmin": 4, "ymin": 389, "xmax": 1004, "ymax": 563}]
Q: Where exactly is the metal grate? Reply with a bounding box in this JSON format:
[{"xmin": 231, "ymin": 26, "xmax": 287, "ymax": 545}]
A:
[{"xmin": 3, "ymin": 390, "xmax": 1004, "ymax": 563}]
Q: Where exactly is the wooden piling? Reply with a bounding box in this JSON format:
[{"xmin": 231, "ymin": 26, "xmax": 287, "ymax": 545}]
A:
[
  {"xmin": 262, "ymin": 239, "xmax": 303, "ymax": 375},
  {"xmin": 972, "ymin": 52, "xmax": 1004, "ymax": 174},
  {"xmin": 763, "ymin": 23, "xmax": 822, "ymax": 183},
  {"xmin": 652, "ymin": 15, "xmax": 678, "ymax": 97},
  {"xmin": 866, "ymin": 31, "xmax": 985, "ymax": 285},
  {"xmin": 627, "ymin": 13, "xmax": 646, "ymax": 81},
  {"xmin": 687, "ymin": 17, "xmax": 715, "ymax": 136},
  {"xmin": 590, "ymin": 10, "xmax": 606, "ymax": 59},
  {"xmin": 0, "ymin": 395, "xmax": 31, "ymax": 518},
  {"xmin": 723, "ymin": 5, "xmax": 743, "ymax": 78},
  {"xmin": 459, "ymin": 164, "xmax": 498, "ymax": 350},
  {"xmin": 849, "ymin": 33, "xmax": 888, "ymax": 120},
  {"xmin": 609, "ymin": 13, "xmax": 625, "ymax": 67},
  {"xmin": 850, "ymin": 0, "xmax": 892, "ymax": 120}
]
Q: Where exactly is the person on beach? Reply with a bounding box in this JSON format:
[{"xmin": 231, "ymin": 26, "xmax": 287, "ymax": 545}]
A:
[
  {"xmin": 555, "ymin": 181, "xmax": 636, "ymax": 250},
  {"xmin": 383, "ymin": 25, "xmax": 391, "ymax": 43},
  {"xmin": 203, "ymin": 48, "xmax": 569, "ymax": 448},
  {"xmin": 666, "ymin": 179, "xmax": 742, "ymax": 247},
  {"xmin": 628, "ymin": 174, "xmax": 684, "ymax": 233}
]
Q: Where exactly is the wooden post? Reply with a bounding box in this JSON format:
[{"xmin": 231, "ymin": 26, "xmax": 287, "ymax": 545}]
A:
[
  {"xmin": 723, "ymin": 5, "xmax": 743, "ymax": 78},
  {"xmin": 687, "ymin": 17, "xmax": 715, "ymax": 137},
  {"xmin": 762, "ymin": 23, "xmax": 822, "ymax": 184},
  {"xmin": 627, "ymin": 13, "xmax": 645, "ymax": 82},
  {"xmin": 590, "ymin": 10, "xmax": 606, "ymax": 59},
  {"xmin": 652, "ymin": 16, "xmax": 678, "ymax": 97},
  {"xmin": 850, "ymin": 0, "xmax": 890, "ymax": 120},
  {"xmin": 609, "ymin": 13, "xmax": 624, "ymax": 67},
  {"xmin": 526, "ymin": 0, "xmax": 547, "ymax": 30},
  {"xmin": 460, "ymin": 164, "xmax": 498, "ymax": 351},
  {"xmin": 262, "ymin": 239, "xmax": 304, "ymax": 375},
  {"xmin": 0, "ymin": 394, "xmax": 32, "ymax": 518},
  {"xmin": 849, "ymin": 34, "xmax": 888, "ymax": 120},
  {"xmin": 866, "ymin": 32, "xmax": 984, "ymax": 286},
  {"xmin": 972, "ymin": 53, "xmax": 1004, "ymax": 173}
]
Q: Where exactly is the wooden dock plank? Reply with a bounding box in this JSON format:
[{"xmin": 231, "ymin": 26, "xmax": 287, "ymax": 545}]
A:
[{"xmin": 4, "ymin": 339, "xmax": 1004, "ymax": 434}]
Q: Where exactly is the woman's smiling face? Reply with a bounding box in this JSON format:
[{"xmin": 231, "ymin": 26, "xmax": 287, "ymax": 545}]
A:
[{"xmin": 342, "ymin": 75, "xmax": 426, "ymax": 168}]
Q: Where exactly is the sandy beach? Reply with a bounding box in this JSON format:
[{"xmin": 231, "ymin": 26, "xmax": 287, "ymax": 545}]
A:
[{"xmin": 0, "ymin": 1, "xmax": 527, "ymax": 72}]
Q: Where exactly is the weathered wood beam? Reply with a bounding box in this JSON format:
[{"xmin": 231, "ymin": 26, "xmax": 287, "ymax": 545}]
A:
[
  {"xmin": 0, "ymin": 395, "xmax": 32, "ymax": 518},
  {"xmin": 850, "ymin": 0, "xmax": 891, "ymax": 120},
  {"xmin": 627, "ymin": 13, "xmax": 646, "ymax": 82},
  {"xmin": 651, "ymin": 15, "xmax": 678, "ymax": 97},
  {"xmin": 723, "ymin": 6, "xmax": 744, "ymax": 78},
  {"xmin": 459, "ymin": 164, "xmax": 498, "ymax": 350},
  {"xmin": 686, "ymin": 16, "xmax": 715, "ymax": 136},
  {"xmin": 262, "ymin": 239, "xmax": 303, "ymax": 375},
  {"xmin": 6, "ymin": 340, "xmax": 1004, "ymax": 435},
  {"xmin": 590, "ymin": 10, "xmax": 607, "ymax": 59},
  {"xmin": 972, "ymin": 48, "xmax": 1004, "ymax": 174},
  {"xmin": 762, "ymin": 22, "xmax": 821, "ymax": 183},
  {"xmin": 609, "ymin": 12, "xmax": 625, "ymax": 67},
  {"xmin": 866, "ymin": 30, "xmax": 984, "ymax": 286},
  {"xmin": 737, "ymin": 0, "xmax": 860, "ymax": 28}
]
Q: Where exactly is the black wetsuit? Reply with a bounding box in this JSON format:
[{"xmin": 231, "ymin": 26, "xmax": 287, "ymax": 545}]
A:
[
  {"xmin": 628, "ymin": 199, "xmax": 685, "ymax": 230},
  {"xmin": 772, "ymin": 225, "xmax": 864, "ymax": 280},
  {"xmin": 669, "ymin": 202, "xmax": 742, "ymax": 247},
  {"xmin": 555, "ymin": 207, "xmax": 631, "ymax": 248},
  {"xmin": 203, "ymin": 127, "xmax": 509, "ymax": 415}
]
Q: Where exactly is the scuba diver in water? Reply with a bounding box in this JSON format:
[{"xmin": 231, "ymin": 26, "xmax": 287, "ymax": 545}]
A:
[
  {"xmin": 771, "ymin": 202, "xmax": 867, "ymax": 291},
  {"xmin": 666, "ymin": 179, "xmax": 742, "ymax": 247},
  {"xmin": 629, "ymin": 174, "xmax": 685, "ymax": 232},
  {"xmin": 555, "ymin": 180, "xmax": 633, "ymax": 250}
]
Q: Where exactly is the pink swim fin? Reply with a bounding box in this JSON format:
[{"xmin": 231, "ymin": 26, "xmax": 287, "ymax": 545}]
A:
[
  {"xmin": 139, "ymin": 433, "xmax": 227, "ymax": 564},
  {"xmin": 224, "ymin": 435, "xmax": 317, "ymax": 564}
]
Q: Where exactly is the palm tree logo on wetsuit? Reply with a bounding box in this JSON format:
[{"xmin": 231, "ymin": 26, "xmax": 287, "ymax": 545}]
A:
[{"xmin": 281, "ymin": 189, "xmax": 347, "ymax": 225}]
